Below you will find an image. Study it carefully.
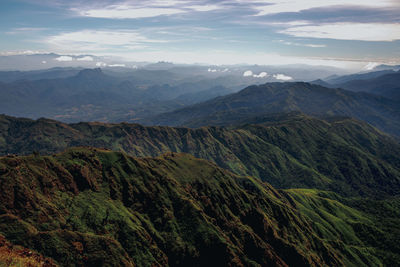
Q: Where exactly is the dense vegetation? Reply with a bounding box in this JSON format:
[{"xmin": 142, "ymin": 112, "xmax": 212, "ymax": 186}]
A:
[
  {"xmin": 2, "ymin": 113, "xmax": 400, "ymax": 198},
  {"xmin": 0, "ymin": 233, "xmax": 57, "ymax": 266},
  {"xmin": 0, "ymin": 148, "xmax": 398, "ymax": 266}
]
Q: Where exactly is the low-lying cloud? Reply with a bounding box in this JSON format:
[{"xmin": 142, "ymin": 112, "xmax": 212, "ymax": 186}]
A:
[
  {"xmin": 273, "ymin": 74, "xmax": 293, "ymax": 81},
  {"xmin": 77, "ymin": 56, "xmax": 94, "ymax": 61},
  {"xmin": 54, "ymin": 55, "xmax": 73, "ymax": 62},
  {"xmin": 243, "ymin": 70, "xmax": 253, "ymax": 77}
]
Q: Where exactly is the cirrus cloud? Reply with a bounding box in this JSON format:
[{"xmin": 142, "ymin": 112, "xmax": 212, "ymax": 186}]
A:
[
  {"xmin": 280, "ymin": 23, "xmax": 400, "ymax": 41},
  {"xmin": 248, "ymin": 0, "xmax": 396, "ymax": 16},
  {"xmin": 74, "ymin": 1, "xmax": 222, "ymax": 19},
  {"xmin": 78, "ymin": 6, "xmax": 184, "ymax": 19},
  {"xmin": 47, "ymin": 30, "xmax": 168, "ymax": 53}
]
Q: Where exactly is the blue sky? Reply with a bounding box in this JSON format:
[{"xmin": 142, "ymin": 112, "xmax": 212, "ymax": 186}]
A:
[{"xmin": 1, "ymin": 0, "xmax": 399, "ymax": 68}]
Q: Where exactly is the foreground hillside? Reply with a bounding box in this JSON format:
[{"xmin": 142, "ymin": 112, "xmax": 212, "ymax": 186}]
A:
[
  {"xmin": 144, "ymin": 82, "xmax": 400, "ymax": 136},
  {"xmin": 1, "ymin": 113, "xmax": 400, "ymax": 198},
  {"xmin": 0, "ymin": 148, "xmax": 398, "ymax": 266}
]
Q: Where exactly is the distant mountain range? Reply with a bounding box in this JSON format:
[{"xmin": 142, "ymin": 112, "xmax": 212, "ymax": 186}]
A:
[
  {"xmin": 313, "ymin": 70, "xmax": 400, "ymax": 100},
  {"xmin": 0, "ymin": 68, "xmax": 246, "ymax": 122},
  {"xmin": 0, "ymin": 53, "xmax": 348, "ymax": 80},
  {"xmin": 1, "ymin": 67, "xmax": 399, "ymax": 136},
  {"xmin": 145, "ymin": 82, "xmax": 400, "ymax": 136},
  {"xmin": 0, "ymin": 67, "xmax": 83, "ymax": 83},
  {"xmin": 0, "ymin": 66, "xmax": 352, "ymax": 123},
  {"xmin": 325, "ymin": 69, "xmax": 396, "ymax": 84},
  {"xmin": 371, "ymin": 64, "xmax": 400, "ymax": 72}
]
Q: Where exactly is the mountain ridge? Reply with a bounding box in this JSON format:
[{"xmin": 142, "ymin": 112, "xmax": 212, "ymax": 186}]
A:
[
  {"xmin": 1, "ymin": 113, "xmax": 400, "ymax": 198},
  {"xmin": 144, "ymin": 82, "xmax": 400, "ymax": 136}
]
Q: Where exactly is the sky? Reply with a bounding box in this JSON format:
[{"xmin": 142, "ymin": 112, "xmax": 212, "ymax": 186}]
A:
[{"xmin": 0, "ymin": 0, "xmax": 400, "ymax": 69}]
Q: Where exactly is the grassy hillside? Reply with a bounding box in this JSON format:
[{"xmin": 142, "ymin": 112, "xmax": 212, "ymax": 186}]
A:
[
  {"xmin": 0, "ymin": 233, "xmax": 57, "ymax": 267},
  {"xmin": 1, "ymin": 113, "xmax": 400, "ymax": 198},
  {"xmin": 284, "ymin": 190, "xmax": 400, "ymax": 266},
  {"xmin": 0, "ymin": 148, "xmax": 397, "ymax": 266}
]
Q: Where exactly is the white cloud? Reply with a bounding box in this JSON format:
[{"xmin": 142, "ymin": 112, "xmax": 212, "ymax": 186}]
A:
[
  {"xmin": 47, "ymin": 30, "xmax": 167, "ymax": 53},
  {"xmin": 108, "ymin": 64, "xmax": 126, "ymax": 67},
  {"xmin": 208, "ymin": 67, "xmax": 231, "ymax": 73},
  {"xmin": 96, "ymin": 62, "xmax": 107, "ymax": 67},
  {"xmin": 79, "ymin": 6, "xmax": 184, "ymax": 19},
  {"xmin": 278, "ymin": 40, "xmax": 326, "ymax": 48},
  {"xmin": 364, "ymin": 62, "xmax": 380, "ymax": 70},
  {"xmin": 273, "ymin": 74, "xmax": 293, "ymax": 81},
  {"xmin": 280, "ymin": 23, "xmax": 400, "ymax": 41},
  {"xmin": 49, "ymin": 30, "xmax": 164, "ymax": 46},
  {"xmin": 42, "ymin": 61, "xmax": 47, "ymax": 64},
  {"xmin": 253, "ymin": 72, "xmax": 268, "ymax": 78},
  {"xmin": 5, "ymin": 27, "xmax": 48, "ymax": 35},
  {"xmin": 0, "ymin": 50, "xmax": 46, "ymax": 56},
  {"xmin": 248, "ymin": 0, "xmax": 395, "ymax": 16},
  {"xmin": 124, "ymin": 45, "xmax": 147, "ymax": 50},
  {"xmin": 305, "ymin": 44, "xmax": 326, "ymax": 48},
  {"xmin": 150, "ymin": 0, "xmax": 183, "ymax": 6},
  {"xmin": 77, "ymin": 56, "xmax": 94, "ymax": 61},
  {"xmin": 74, "ymin": 1, "xmax": 223, "ymax": 19},
  {"xmin": 243, "ymin": 70, "xmax": 253, "ymax": 77},
  {"xmin": 187, "ymin": 5, "xmax": 220, "ymax": 12},
  {"xmin": 54, "ymin": 56, "xmax": 73, "ymax": 61},
  {"xmin": 280, "ymin": 21, "xmax": 311, "ymax": 26}
]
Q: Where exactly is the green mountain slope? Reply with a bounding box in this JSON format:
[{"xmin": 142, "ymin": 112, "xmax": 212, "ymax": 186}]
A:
[
  {"xmin": 0, "ymin": 148, "xmax": 397, "ymax": 266},
  {"xmin": 144, "ymin": 82, "xmax": 400, "ymax": 136},
  {"xmin": 1, "ymin": 113, "xmax": 400, "ymax": 198}
]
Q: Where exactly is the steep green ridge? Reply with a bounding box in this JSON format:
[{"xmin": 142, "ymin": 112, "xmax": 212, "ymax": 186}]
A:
[
  {"xmin": 1, "ymin": 113, "xmax": 400, "ymax": 198},
  {"xmin": 144, "ymin": 82, "xmax": 400, "ymax": 136},
  {"xmin": 0, "ymin": 148, "xmax": 395, "ymax": 266},
  {"xmin": 284, "ymin": 190, "xmax": 400, "ymax": 266}
]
